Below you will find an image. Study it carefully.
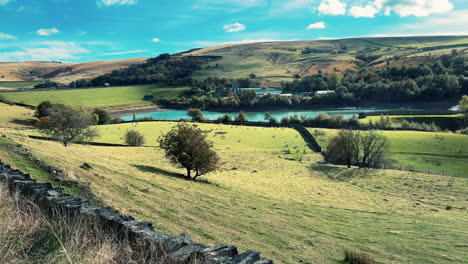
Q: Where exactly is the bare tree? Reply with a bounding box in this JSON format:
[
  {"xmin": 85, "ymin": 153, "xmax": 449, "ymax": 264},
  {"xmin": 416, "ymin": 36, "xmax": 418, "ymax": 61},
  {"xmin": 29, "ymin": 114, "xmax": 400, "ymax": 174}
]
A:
[{"xmin": 326, "ymin": 129, "xmax": 389, "ymax": 169}]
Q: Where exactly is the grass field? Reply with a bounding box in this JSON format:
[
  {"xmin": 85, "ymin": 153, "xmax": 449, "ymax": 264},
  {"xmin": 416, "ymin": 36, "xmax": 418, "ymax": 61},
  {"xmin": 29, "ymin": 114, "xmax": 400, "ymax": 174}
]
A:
[
  {"xmin": 311, "ymin": 128, "xmax": 468, "ymax": 176},
  {"xmin": 187, "ymin": 36, "xmax": 468, "ymax": 82},
  {"xmin": 0, "ymin": 81, "xmax": 41, "ymax": 90},
  {"xmin": 1, "ymin": 121, "xmax": 467, "ymax": 263},
  {"xmin": 0, "ymin": 103, "xmax": 35, "ymax": 128},
  {"xmin": 361, "ymin": 114, "xmax": 463, "ymax": 131},
  {"xmin": 0, "ymin": 85, "xmax": 186, "ymax": 107}
]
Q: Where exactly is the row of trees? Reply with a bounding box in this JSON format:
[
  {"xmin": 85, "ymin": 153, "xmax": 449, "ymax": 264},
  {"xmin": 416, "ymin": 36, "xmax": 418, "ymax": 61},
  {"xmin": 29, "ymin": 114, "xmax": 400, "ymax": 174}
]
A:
[{"xmin": 69, "ymin": 54, "xmax": 221, "ymax": 88}]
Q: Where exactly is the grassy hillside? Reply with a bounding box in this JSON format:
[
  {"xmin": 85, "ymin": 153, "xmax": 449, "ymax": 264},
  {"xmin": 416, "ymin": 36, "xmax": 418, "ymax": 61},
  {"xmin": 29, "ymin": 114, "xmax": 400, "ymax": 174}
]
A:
[
  {"xmin": 312, "ymin": 128, "xmax": 468, "ymax": 176},
  {"xmin": 0, "ymin": 85, "xmax": 186, "ymax": 107},
  {"xmin": 361, "ymin": 114, "xmax": 463, "ymax": 131},
  {"xmin": 0, "ymin": 103, "xmax": 35, "ymax": 128},
  {"xmin": 0, "ymin": 122, "xmax": 467, "ymax": 263},
  {"xmin": 0, "ymin": 58, "xmax": 147, "ymax": 83},
  {"xmin": 186, "ymin": 36, "xmax": 468, "ymax": 84},
  {"xmin": 0, "ymin": 81, "xmax": 42, "ymax": 90}
]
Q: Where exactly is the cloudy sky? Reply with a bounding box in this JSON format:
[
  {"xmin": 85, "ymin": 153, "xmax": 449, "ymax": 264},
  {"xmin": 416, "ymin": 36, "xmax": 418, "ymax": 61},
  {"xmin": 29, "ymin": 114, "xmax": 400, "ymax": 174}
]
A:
[{"xmin": 0, "ymin": 0, "xmax": 467, "ymax": 62}]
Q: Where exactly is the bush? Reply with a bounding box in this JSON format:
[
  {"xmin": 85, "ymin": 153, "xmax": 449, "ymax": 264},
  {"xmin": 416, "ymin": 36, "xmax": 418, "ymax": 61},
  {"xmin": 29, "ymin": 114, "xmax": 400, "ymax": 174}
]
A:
[
  {"xmin": 188, "ymin": 108, "xmax": 205, "ymax": 122},
  {"xmin": 344, "ymin": 249, "xmax": 375, "ymax": 264},
  {"xmin": 124, "ymin": 130, "xmax": 145, "ymax": 146},
  {"xmin": 216, "ymin": 114, "xmax": 232, "ymax": 122},
  {"xmin": 456, "ymin": 127, "xmax": 468, "ymax": 134},
  {"xmin": 92, "ymin": 108, "xmax": 111, "ymax": 124},
  {"xmin": 110, "ymin": 117, "xmax": 125, "ymax": 124}
]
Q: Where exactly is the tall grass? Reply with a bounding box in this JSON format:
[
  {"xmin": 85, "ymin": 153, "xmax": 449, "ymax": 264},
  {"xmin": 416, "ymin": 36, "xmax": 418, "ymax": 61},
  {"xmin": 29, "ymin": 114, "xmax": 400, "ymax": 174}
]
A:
[{"xmin": 0, "ymin": 187, "xmax": 171, "ymax": 264}]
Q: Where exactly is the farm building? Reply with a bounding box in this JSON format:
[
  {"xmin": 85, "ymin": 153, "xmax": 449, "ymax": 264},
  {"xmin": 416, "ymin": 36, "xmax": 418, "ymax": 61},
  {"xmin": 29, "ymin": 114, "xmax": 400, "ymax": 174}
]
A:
[
  {"xmin": 233, "ymin": 87, "xmax": 283, "ymax": 98},
  {"xmin": 315, "ymin": 90, "xmax": 335, "ymax": 95}
]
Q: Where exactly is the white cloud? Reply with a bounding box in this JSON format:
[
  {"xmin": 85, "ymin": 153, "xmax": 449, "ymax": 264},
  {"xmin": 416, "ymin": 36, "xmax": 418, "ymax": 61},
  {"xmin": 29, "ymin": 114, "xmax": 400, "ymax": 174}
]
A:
[
  {"xmin": 0, "ymin": 0, "xmax": 14, "ymax": 6},
  {"xmin": 387, "ymin": 0, "xmax": 453, "ymax": 17},
  {"xmin": 401, "ymin": 10, "xmax": 468, "ymax": 34},
  {"xmin": 97, "ymin": 0, "xmax": 136, "ymax": 7},
  {"xmin": 348, "ymin": 0, "xmax": 454, "ymax": 18},
  {"xmin": 36, "ymin": 28, "xmax": 60, "ymax": 36},
  {"xmin": 307, "ymin": 22, "xmax": 326, "ymax": 29},
  {"xmin": 0, "ymin": 41, "xmax": 89, "ymax": 62},
  {"xmin": 0, "ymin": 32, "xmax": 16, "ymax": 40},
  {"xmin": 103, "ymin": 50, "xmax": 151, "ymax": 56},
  {"xmin": 318, "ymin": 0, "xmax": 346, "ymax": 15},
  {"xmin": 152, "ymin": 38, "xmax": 160, "ymax": 42},
  {"xmin": 194, "ymin": 39, "xmax": 300, "ymax": 47},
  {"xmin": 349, "ymin": 4, "xmax": 379, "ymax": 18},
  {"xmin": 223, "ymin": 22, "xmax": 245, "ymax": 32}
]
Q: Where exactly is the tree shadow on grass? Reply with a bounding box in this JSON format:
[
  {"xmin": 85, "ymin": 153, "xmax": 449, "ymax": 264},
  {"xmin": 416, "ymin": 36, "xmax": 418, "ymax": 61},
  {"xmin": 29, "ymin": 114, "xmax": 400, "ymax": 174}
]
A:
[
  {"xmin": 309, "ymin": 163, "xmax": 374, "ymax": 182},
  {"xmin": 131, "ymin": 164, "xmax": 215, "ymax": 185},
  {"xmin": 10, "ymin": 118, "xmax": 36, "ymax": 127}
]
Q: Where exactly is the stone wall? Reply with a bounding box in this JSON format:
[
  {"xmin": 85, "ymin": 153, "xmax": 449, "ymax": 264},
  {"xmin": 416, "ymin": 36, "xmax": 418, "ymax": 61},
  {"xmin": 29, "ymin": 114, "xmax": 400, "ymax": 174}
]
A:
[{"xmin": 0, "ymin": 161, "xmax": 272, "ymax": 264}]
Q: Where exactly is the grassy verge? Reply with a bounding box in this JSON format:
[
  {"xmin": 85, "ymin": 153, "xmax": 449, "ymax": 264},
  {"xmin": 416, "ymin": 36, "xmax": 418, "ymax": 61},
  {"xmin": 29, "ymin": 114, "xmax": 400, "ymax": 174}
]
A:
[
  {"xmin": 0, "ymin": 102, "xmax": 35, "ymax": 128},
  {"xmin": 1, "ymin": 122, "xmax": 466, "ymax": 263},
  {"xmin": 0, "ymin": 81, "xmax": 41, "ymax": 90},
  {"xmin": 311, "ymin": 128, "xmax": 468, "ymax": 176},
  {"xmin": 0, "ymin": 85, "xmax": 187, "ymax": 107},
  {"xmin": 361, "ymin": 114, "xmax": 463, "ymax": 131}
]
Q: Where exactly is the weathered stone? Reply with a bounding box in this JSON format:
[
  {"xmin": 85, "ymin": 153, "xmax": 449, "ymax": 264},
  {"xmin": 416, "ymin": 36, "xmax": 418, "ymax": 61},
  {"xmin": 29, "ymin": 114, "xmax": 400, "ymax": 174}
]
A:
[
  {"xmin": 80, "ymin": 163, "xmax": 93, "ymax": 170},
  {"xmin": 169, "ymin": 243, "xmax": 208, "ymax": 263},
  {"xmin": 234, "ymin": 251, "xmax": 260, "ymax": 264}
]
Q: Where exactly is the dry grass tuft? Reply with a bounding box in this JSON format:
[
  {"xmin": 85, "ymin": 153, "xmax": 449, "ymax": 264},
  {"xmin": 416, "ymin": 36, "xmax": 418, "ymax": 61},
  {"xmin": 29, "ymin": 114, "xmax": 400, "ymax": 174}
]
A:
[
  {"xmin": 344, "ymin": 249, "xmax": 375, "ymax": 264},
  {"xmin": 0, "ymin": 187, "xmax": 170, "ymax": 264}
]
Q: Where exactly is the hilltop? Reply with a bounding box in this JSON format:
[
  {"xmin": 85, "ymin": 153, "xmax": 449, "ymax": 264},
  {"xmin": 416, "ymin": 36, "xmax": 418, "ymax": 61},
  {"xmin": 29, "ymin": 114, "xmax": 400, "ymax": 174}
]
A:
[
  {"xmin": 0, "ymin": 57, "xmax": 147, "ymax": 83},
  {"xmin": 184, "ymin": 35, "xmax": 468, "ymax": 85}
]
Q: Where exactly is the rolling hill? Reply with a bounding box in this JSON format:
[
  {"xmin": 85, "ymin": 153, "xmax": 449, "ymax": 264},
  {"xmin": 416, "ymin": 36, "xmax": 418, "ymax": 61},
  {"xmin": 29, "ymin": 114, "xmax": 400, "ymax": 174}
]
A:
[
  {"xmin": 1, "ymin": 36, "xmax": 467, "ymax": 87},
  {"xmin": 184, "ymin": 36, "xmax": 468, "ymax": 85},
  {"xmin": 0, "ymin": 57, "xmax": 147, "ymax": 83}
]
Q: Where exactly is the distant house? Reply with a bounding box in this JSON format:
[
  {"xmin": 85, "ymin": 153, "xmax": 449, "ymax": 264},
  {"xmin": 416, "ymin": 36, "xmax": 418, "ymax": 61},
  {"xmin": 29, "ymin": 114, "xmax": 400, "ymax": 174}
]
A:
[
  {"xmin": 215, "ymin": 87, "xmax": 224, "ymax": 93},
  {"xmin": 104, "ymin": 83, "xmax": 110, "ymax": 87},
  {"xmin": 233, "ymin": 87, "xmax": 284, "ymax": 98},
  {"xmin": 315, "ymin": 90, "xmax": 335, "ymax": 96}
]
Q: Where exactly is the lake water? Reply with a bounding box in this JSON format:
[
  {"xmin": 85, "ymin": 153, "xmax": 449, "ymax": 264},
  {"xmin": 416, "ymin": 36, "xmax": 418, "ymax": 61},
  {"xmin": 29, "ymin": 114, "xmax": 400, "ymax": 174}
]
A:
[{"xmin": 121, "ymin": 108, "xmax": 424, "ymax": 122}]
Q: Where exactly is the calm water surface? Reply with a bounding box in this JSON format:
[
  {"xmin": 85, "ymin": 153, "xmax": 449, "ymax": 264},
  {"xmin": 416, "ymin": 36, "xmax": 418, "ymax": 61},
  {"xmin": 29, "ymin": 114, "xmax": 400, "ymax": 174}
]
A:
[{"xmin": 121, "ymin": 108, "xmax": 424, "ymax": 122}]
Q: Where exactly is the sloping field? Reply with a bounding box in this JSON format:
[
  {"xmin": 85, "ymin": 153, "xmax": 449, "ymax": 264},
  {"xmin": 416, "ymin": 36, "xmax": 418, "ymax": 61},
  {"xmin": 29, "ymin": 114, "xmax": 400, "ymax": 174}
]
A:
[
  {"xmin": 0, "ymin": 57, "xmax": 147, "ymax": 83},
  {"xmin": 312, "ymin": 128, "xmax": 468, "ymax": 176},
  {"xmin": 185, "ymin": 36, "xmax": 468, "ymax": 83},
  {"xmin": 0, "ymin": 85, "xmax": 186, "ymax": 107},
  {"xmin": 0, "ymin": 122, "xmax": 467, "ymax": 263},
  {"xmin": 0, "ymin": 103, "xmax": 35, "ymax": 128}
]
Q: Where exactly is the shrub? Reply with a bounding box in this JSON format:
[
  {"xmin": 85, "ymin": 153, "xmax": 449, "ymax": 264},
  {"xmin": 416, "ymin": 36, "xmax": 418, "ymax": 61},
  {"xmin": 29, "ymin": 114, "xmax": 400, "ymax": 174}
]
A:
[
  {"xmin": 216, "ymin": 114, "xmax": 232, "ymax": 122},
  {"xmin": 92, "ymin": 108, "xmax": 111, "ymax": 124},
  {"xmin": 344, "ymin": 249, "xmax": 375, "ymax": 264},
  {"xmin": 124, "ymin": 130, "xmax": 145, "ymax": 146},
  {"xmin": 235, "ymin": 111, "xmax": 248, "ymax": 122},
  {"xmin": 456, "ymin": 127, "xmax": 468, "ymax": 134},
  {"xmin": 110, "ymin": 117, "xmax": 125, "ymax": 124}
]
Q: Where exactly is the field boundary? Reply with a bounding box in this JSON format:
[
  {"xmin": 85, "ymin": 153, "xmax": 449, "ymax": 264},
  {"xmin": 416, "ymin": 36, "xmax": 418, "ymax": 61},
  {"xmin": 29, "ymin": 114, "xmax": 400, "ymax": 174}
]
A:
[
  {"xmin": 291, "ymin": 124, "xmax": 323, "ymax": 153},
  {"xmin": 0, "ymin": 161, "xmax": 273, "ymax": 264}
]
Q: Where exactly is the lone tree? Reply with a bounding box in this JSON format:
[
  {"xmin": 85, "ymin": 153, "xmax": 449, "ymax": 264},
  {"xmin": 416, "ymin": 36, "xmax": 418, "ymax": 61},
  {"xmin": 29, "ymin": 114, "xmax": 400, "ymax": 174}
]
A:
[
  {"xmin": 326, "ymin": 129, "xmax": 389, "ymax": 169},
  {"xmin": 124, "ymin": 130, "xmax": 145, "ymax": 146},
  {"xmin": 157, "ymin": 123, "xmax": 220, "ymax": 179},
  {"xmin": 326, "ymin": 129, "xmax": 359, "ymax": 168},
  {"xmin": 36, "ymin": 104, "xmax": 99, "ymax": 146},
  {"xmin": 187, "ymin": 108, "xmax": 205, "ymax": 122},
  {"xmin": 235, "ymin": 111, "xmax": 248, "ymax": 122}
]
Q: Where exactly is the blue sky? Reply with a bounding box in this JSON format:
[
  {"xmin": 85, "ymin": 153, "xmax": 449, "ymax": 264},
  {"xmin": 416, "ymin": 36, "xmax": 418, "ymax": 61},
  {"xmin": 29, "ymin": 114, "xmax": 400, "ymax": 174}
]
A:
[{"xmin": 0, "ymin": 0, "xmax": 467, "ymax": 62}]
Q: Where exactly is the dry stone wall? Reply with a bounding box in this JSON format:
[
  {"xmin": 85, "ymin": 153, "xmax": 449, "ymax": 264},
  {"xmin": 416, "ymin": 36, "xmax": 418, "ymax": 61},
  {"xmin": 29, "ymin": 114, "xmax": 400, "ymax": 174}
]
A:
[{"xmin": 0, "ymin": 161, "xmax": 273, "ymax": 264}]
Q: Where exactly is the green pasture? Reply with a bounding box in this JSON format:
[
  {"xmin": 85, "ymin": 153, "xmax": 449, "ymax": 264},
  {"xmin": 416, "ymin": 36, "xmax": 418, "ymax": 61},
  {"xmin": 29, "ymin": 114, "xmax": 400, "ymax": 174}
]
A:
[
  {"xmin": 0, "ymin": 81, "xmax": 41, "ymax": 90},
  {"xmin": 311, "ymin": 128, "xmax": 468, "ymax": 176},
  {"xmin": 0, "ymin": 121, "xmax": 466, "ymax": 263},
  {"xmin": 362, "ymin": 114, "xmax": 463, "ymax": 131},
  {"xmin": 0, "ymin": 85, "xmax": 186, "ymax": 107}
]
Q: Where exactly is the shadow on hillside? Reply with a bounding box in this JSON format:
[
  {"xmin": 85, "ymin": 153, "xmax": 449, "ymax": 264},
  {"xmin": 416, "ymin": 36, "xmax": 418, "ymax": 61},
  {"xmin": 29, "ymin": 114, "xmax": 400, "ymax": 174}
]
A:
[
  {"xmin": 131, "ymin": 164, "xmax": 214, "ymax": 185},
  {"xmin": 10, "ymin": 118, "xmax": 36, "ymax": 127},
  {"xmin": 309, "ymin": 163, "xmax": 374, "ymax": 181}
]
